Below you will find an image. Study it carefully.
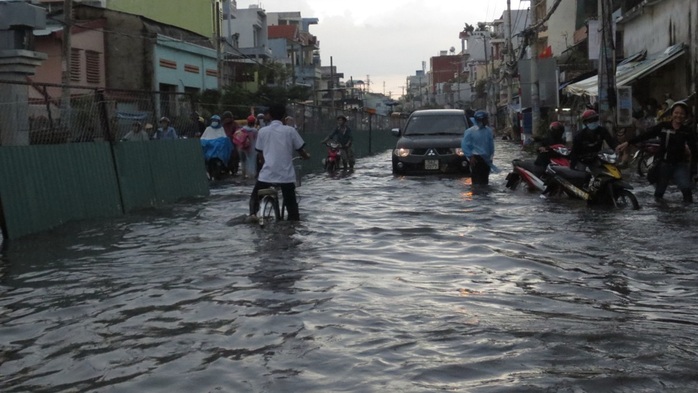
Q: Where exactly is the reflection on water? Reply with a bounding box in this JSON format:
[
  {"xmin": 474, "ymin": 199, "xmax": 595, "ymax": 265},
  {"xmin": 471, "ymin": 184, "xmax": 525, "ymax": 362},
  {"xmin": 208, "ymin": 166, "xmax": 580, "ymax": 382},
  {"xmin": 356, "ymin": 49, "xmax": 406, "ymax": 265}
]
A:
[{"xmin": 2, "ymin": 141, "xmax": 698, "ymax": 392}]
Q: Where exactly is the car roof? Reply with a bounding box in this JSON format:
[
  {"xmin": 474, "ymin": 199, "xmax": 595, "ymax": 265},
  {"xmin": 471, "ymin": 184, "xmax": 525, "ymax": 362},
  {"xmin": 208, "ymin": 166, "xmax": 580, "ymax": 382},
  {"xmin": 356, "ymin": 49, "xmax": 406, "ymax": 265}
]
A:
[{"xmin": 409, "ymin": 109, "xmax": 466, "ymax": 117}]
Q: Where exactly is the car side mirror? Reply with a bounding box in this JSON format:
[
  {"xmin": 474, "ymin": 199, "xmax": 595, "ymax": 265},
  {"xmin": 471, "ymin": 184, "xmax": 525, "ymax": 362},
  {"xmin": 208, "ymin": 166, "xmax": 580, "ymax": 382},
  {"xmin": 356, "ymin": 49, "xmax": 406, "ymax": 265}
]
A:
[{"xmin": 390, "ymin": 128, "xmax": 401, "ymax": 137}]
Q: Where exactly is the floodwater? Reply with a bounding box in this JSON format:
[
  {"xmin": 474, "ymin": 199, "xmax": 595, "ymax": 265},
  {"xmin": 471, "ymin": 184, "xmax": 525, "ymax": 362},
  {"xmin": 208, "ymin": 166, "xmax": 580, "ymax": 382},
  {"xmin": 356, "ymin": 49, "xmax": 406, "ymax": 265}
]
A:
[{"xmin": 2, "ymin": 141, "xmax": 698, "ymax": 392}]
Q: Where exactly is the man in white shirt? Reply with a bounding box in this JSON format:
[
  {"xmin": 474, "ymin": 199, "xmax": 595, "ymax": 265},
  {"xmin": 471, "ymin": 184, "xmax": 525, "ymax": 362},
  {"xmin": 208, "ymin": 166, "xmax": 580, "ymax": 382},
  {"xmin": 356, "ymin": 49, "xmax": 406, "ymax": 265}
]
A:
[{"xmin": 248, "ymin": 104, "xmax": 310, "ymax": 221}]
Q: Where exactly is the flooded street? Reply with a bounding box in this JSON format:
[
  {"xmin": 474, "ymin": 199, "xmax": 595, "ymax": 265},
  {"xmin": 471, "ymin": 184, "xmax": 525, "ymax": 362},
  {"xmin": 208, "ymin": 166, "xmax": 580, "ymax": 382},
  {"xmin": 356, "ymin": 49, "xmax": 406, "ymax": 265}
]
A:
[{"xmin": 2, "ymin": 140, "xmax": 698, "ymax": 392}]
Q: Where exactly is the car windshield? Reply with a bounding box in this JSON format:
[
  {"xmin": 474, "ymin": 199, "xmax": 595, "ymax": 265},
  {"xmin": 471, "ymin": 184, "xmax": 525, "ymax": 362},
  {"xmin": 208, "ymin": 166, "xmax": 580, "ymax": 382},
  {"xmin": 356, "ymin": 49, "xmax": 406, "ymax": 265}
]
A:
[{"xmin": 403, "ymin": 115, "xmax": 467, "ymax": 136}]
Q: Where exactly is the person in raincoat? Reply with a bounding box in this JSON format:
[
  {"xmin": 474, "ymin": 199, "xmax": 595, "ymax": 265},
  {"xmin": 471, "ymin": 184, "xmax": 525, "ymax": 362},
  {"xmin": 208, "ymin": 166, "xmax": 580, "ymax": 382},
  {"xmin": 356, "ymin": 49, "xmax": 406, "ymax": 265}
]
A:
[
  {"xmin": 462, "ymin": 110, "xmax": 497, "ymax": 185},
  {"xmin": 200, "ymin": 115, "xmax": 233, "ymax": 178}
]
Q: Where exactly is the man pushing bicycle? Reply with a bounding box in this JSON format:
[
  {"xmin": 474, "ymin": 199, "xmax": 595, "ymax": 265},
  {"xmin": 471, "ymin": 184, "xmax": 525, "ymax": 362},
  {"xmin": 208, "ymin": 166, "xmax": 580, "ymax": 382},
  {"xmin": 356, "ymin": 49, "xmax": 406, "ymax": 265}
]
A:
[{"xmin": 247, "ymin": 104, "xmax": 310, "ymax": 222}]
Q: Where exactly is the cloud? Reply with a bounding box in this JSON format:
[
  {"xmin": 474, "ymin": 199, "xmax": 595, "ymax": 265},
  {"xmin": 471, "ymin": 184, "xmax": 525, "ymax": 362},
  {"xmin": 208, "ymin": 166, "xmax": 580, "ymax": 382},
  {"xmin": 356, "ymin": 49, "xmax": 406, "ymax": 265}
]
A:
[{"xmin": 238, "ymin": 0, "xmax": 501, "ymax": 96}]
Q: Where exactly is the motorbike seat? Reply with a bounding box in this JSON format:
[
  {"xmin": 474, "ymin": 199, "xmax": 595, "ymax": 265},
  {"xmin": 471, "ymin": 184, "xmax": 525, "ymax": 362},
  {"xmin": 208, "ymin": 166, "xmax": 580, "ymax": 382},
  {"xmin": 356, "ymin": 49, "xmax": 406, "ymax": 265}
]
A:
[
  {"xmin": 552, "ymin": 165, "xmax": 590, "ymax": 181},
  {"xmin": 513, "ymin": 159, "xmax": 546, "ymax": 177}
]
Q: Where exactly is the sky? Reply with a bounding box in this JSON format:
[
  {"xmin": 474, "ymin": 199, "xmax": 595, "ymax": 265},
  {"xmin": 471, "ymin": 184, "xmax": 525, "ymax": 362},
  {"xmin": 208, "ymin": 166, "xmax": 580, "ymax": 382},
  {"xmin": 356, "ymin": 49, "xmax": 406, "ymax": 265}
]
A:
[{"xmin": 237, "ymin": 0, "xmax": 530, "ymax": 98}]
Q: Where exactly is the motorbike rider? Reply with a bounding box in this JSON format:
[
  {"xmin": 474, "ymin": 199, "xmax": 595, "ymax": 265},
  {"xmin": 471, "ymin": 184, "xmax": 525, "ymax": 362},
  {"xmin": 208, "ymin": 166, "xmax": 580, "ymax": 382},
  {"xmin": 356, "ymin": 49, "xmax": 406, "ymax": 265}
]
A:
[
  {"xmin": 569, "ymin": 109, "xmax": 618, "ymax": 171},
  {"xmin": 616, "ymin": 101, "xmax": 697, "ymax": 203},
  {"xmin": 533, "ymin": 121, "xmax": 567, "ymax": 171},
  {"xmin": 321, "ymin": 115, "xmax": 355, "ymax": 170}
]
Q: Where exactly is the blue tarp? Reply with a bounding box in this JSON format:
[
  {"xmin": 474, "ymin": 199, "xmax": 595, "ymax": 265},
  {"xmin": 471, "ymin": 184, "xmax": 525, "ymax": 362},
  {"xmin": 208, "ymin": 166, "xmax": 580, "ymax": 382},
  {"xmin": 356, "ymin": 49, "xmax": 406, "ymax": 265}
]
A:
[{"xmin": 200, "ymin": 137, "xmax": 233, "ymax": 164}]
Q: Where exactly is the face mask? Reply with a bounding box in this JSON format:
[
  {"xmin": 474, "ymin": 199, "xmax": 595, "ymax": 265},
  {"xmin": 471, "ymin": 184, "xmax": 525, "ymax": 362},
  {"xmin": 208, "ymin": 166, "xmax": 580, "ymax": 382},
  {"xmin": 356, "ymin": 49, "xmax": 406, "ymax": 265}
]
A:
[
  {"xmin": 211, "ymin": 121, "xmax": 219, "ymax": 128},
  {"xmin": 587, "ymin": 122, "xmax": 599, "ymax": 130}
]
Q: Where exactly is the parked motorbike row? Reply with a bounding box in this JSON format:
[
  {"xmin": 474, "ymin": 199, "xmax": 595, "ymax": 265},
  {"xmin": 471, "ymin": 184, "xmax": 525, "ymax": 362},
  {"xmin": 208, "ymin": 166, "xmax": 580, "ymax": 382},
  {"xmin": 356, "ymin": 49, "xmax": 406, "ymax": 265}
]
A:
[{"xmin": 505, "ymin": 144, "xmax": 641, "ymax": 210}]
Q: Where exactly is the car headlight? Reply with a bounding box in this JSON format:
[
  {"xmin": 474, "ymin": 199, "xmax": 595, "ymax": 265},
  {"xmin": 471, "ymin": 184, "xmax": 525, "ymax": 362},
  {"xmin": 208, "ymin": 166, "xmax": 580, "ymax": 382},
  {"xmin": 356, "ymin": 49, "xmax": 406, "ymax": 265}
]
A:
[
  {"xmin": 394, "ymin": 148, "xmax": 411, "ymax": 157},
  {"xmin": 453, "ymin": 148, "xmax": 464, "ymax": 156}
]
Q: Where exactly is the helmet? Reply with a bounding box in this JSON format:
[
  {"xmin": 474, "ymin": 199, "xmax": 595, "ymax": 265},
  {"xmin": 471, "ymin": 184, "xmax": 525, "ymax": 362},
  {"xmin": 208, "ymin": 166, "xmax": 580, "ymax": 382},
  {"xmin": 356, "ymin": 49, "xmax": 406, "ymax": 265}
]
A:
[
  {"xmin": 159, "ymin": 116, "xmax": 170, "ymax": 123},
  {"xmin": 210, "ymin": 115, "xmax": 221, "ymax": 122},
  {"xmin": 670, "ymin": 100, "xmax": 689, "ymax": 113},
  {"xmin": 247, "ymin": 115, "xmax": 257, "ymax": 123},
  {"xmin": 336, "ymin": 115, "xmax": 347, "ymax": 122},
  {"xmin": 549, "ymin": 121, "xmax": 564, "ymax": 133},
  {"xmin": 474, "ymin": 110, "xmax": 488, "ymax": 121},
  {"xmin": 581, "ymin": 109, "xmax": 598, "ymax": 122},
  {"xmin": 221, "ymin": 111, "xmax": 233, "ymax": 119}
]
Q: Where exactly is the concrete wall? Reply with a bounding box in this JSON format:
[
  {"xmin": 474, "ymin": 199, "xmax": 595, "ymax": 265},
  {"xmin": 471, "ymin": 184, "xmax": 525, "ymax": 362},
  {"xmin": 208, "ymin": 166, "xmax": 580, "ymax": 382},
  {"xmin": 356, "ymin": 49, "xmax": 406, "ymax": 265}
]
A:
[
  {"xmin": 106, "ymin": 0, "xmax": 215, "ymax": 39},
  {"xmin": 154, "ymin": 36, "xmax": 218, "ymax": 92},
  {"xmin": 32, "ymin": 25, "xmax": 106, "ymax": 99},
  {"xmin": 621, "ymin": 0, "xmax": 695, "ymax": 56},
  {"xmin": 545, "ymin": 0, "xmax": 578, "ymax": 57}
]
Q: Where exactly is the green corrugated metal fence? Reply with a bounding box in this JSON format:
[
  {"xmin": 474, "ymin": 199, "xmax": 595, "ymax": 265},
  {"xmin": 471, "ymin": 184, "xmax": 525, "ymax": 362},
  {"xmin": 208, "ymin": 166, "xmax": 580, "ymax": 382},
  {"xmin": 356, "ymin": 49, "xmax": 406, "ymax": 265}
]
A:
[
  {"xmin": 114, "ymin": 139, "xmax": 209, "ymax": 212},
  {"xmin": 0, "ymin": 143, "xmax": 122, "ymax": 239},
  {"xmin": 0, "ymin": 140, "xmax": 209, "ymax": 239}
]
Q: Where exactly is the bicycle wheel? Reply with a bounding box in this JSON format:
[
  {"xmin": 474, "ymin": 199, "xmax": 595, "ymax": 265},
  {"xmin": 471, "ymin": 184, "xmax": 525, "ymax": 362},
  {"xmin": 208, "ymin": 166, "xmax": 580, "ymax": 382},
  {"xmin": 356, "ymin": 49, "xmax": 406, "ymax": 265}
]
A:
[{"xmin": 259, "ymin": 195, "xmax": 281, "ymax": 226}]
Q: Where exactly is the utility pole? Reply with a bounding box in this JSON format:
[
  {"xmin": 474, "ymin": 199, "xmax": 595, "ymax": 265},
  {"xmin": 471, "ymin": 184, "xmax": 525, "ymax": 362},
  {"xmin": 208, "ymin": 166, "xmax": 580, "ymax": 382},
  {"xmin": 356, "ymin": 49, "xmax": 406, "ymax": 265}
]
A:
[
  {"xmin": 506, "ymin": 0, "xmax": 516, "ymax": 139},
  {"xmin": 61, "ymin": 0, "xmax": 72, "ymax": 130},
  {"xmin": 688, "ymin": 2, "xmax": 698, "ymax": 131},
  {"xmin": 530, "ymin": 3, "xmax": 541, "ymax": 140},
  {"xmin": 598, "ymin": 0, "xmax": 615, "ymax": 127},
  {"xmin": 330, "ymin": 56, "xmax": 335, "ymax": 113},
  {"xmin": 213, "ymin": 0, "xmax": 222, "ymax": 88}
]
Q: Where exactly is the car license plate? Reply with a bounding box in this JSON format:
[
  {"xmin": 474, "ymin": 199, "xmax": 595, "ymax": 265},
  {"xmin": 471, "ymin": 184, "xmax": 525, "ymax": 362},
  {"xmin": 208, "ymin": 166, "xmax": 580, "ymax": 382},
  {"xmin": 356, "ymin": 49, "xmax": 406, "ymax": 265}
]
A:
[{"xmin": 425, "ymin": 160, "xmax": 439, "ymax": 170}]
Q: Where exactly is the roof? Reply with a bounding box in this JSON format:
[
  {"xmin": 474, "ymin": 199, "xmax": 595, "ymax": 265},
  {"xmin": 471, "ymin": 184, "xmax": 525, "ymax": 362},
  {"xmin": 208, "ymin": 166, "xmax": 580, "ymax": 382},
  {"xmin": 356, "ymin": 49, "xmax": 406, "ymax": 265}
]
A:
[{"xmin": 563, "ymin": 43, "xmax": 686, "ymax": 97}]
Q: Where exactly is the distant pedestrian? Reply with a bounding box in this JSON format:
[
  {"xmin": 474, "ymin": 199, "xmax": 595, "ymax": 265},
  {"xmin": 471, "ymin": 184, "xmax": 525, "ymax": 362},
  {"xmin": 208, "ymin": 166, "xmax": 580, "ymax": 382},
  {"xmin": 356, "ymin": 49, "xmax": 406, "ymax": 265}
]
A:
[
  {"xmin": 121, "ymin": 121, "xmax": 150, "ymax": 142},
  {"xmin": 153, "ymin": 117, "xmax": 177, "ymax": 140},
  {"xmin": 236, "ymin": 115, "xmax": 258, "ymax": 179},
  {"xmin": 462, "ymin": 110, "xmax": 496, "ymax": 185},
  {"xmin": 222, "ymin": 111, "xmax": 240, "ymax": 175}
]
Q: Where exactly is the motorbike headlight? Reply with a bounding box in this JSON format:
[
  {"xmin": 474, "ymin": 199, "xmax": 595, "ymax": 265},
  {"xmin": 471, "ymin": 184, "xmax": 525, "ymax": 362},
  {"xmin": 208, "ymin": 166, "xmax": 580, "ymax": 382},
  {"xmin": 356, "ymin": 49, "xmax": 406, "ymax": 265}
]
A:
[
  {"xmin": 394, "ymin": 148, "xmax": 411, "ymax": 157},
  {"xmin": 453, "ymin": 148, "xmax": 464, "ymax": 156}
]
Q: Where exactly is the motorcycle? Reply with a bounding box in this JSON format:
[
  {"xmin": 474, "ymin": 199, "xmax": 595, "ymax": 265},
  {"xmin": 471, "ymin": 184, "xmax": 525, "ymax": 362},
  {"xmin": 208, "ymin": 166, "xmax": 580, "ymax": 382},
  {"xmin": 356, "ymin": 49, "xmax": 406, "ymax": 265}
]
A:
[
  {"xmin": 542, "ymin": 149, "xmax": 640, "ymax": 209},
  {"xmin": 631, "ymin": 138, "xmax": 661, "ymax": 177},
  {"xmin": 200, "ymin": 136, "xmax": 234, "ymax": 180},
  {"xmin": 322, "ymin": 140, "xmax": 343, "ymax": 173},
  {"xmin": 505, "ymin": 144, "xmax": 571, "ymax": 192}
]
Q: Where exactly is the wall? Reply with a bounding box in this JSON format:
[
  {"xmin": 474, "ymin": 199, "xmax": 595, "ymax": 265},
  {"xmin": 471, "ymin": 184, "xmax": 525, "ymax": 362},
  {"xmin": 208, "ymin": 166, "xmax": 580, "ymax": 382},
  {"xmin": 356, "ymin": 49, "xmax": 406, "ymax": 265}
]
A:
[
  {"xmin": 622, "ymin": 0, "xmax": 694, "ymax": 56},
  {"xmin": 545, "ymin": 0, "xmax": 577, "ymax": 57},
  {"xmin": 620, "ymin": 0, "xmax": 696, "ymax": 102},
  {"xmin": 106, "ymin": 0, "xmax": 214, "ymax": 39},
  {"xmin": 0, "ymin": 140, "xmax": 209, "ymax": 239},
  {"xmin": 154, "ymin": 36, "xmax": 219, "ymax": 92}
]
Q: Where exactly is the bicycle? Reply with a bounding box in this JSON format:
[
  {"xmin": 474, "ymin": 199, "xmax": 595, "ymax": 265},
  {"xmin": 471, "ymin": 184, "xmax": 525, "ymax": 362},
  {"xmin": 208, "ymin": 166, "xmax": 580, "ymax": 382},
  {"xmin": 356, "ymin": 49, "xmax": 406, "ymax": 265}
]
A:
[{"xmin": 256, "ymin": 158, "xmax": 302, "ymax": 227}]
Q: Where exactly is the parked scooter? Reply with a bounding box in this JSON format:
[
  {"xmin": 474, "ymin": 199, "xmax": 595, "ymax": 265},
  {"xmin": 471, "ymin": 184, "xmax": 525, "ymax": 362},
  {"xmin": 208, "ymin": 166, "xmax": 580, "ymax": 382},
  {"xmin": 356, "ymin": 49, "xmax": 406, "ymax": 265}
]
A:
[
  {"xmin": 506, "ymin": 144, "xmax": 571, "ymax": 192},
  {"xmin": 322, "ymin": 140, "xmax": 343, "ymax": 173},
  {"xmin": 542, "ymin": 149, "xmax": 640, "ymax": 209},
  {"xmin": 631, "ymin": 138, "xmax": 661, "ymax": 177}
]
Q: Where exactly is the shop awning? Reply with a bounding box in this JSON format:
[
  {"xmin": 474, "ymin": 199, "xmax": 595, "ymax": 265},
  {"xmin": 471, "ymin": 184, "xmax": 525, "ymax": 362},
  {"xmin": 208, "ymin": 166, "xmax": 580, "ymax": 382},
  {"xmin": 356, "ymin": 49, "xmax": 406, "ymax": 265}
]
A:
[{"xmin": 563, "ymin": 43, "xmax": 686, "ymax": 97}]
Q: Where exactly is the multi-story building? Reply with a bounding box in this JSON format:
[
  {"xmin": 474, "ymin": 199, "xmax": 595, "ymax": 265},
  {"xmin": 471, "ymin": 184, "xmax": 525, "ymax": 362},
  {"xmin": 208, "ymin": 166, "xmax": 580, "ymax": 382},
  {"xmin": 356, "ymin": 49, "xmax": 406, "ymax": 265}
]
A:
[
  {"xmin": 223, "ymin": 4, "xmax": 273, "ymax": 92},
  {"xmin": 267, "ymin": 11, "xmax": 321, "ymax": 91}
]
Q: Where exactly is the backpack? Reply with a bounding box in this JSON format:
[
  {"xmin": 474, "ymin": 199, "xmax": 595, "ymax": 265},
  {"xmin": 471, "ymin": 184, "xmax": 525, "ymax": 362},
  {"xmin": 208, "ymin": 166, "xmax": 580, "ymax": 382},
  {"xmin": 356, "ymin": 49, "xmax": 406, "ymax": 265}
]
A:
[{"xmin": 233, "ymin": 129, "xmax": 250, "ymax": 149}]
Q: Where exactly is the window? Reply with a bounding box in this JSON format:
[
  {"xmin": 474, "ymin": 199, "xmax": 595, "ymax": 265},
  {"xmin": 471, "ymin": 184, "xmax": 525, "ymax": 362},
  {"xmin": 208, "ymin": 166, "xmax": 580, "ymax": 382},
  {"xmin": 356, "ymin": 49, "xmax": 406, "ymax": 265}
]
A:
[
  {"xmin": 86, "ymin": 50, "xmax": 101, "ymax": 84},
  {"xmin": 70, "ymin": 48, "xmax": 81, "ymax": 82}
]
